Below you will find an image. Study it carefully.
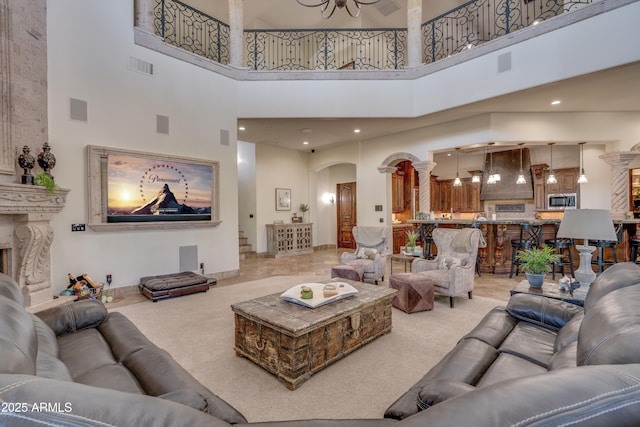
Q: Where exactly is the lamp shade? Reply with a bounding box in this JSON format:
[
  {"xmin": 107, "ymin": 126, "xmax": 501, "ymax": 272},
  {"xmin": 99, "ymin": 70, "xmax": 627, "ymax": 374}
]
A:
[{"xmin": 556, "ymin": 209, "xmax": 617, "ymax": 241}]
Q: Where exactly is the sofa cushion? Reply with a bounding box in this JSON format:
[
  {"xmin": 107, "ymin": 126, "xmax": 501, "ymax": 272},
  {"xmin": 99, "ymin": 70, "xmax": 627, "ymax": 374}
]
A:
[
  {"xmin": 36, "ymin": 299, "xmax": 108, "ymax": 336},
  {"xmin": 475, "ymin": 353, "xmax": 547, "ymax": 387},
  {"xmin": 498, "ymin": 322, "xmax": 556, "ymax": 368},
  {"xmin": 461, "ymin": 306, "xmax": 516, "ymax": 348},
  {"xmin": 584, "ymin": 262, "xmax": 640, "ymax": 311},
  {"xmin": 417, "ymin": 380, "xmax": 475, "ymax": 409},
  {"xmin": 578, "ymin": 285, "xmax": 640, "ymax": 366},
  {"xmin": 0, "ymin": 273, "xmax": 24, "ymax": 304},
  {"xmin": 31, "ymin": 315, "xmax": 72, "ymax": 381},
  {"xmin": 548, "ymin": 341, "xmax": 578, "ymax": 371},
  {"xmin": 554, "ymin": 311, "xmax": 584, "ymax": 353},
  {"xmin": 0, "ymin": 296, "xmax": 37, "ymax": 376},
  {"xmin": 506, "ymin": 293, "xmax": 583, "ymax": 332}
]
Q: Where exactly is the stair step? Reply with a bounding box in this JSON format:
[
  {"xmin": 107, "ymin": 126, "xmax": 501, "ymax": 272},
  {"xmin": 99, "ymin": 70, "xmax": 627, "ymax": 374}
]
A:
[
  {"xmin": 239, "ymin": 236, "xmax": 248, "ymax": 245},
  {"xmin": 240, "ymin": 251, "xmax": 257, "ymax": 260},
  {"xmin": 239, "ymin": 244, "xmax": 253, "ymax": 253}
]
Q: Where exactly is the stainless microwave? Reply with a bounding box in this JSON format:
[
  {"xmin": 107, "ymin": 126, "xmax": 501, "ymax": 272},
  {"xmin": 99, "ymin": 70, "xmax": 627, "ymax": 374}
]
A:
[{"xmin": 547, "ymin": 193, "xmax": 577, "ymax": 210}]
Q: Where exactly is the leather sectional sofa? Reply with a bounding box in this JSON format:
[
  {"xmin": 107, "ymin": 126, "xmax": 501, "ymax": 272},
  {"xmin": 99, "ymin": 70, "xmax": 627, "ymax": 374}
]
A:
[{"xmin": 3, "ymin": 263, "xmax": 640, "ymax": 426}]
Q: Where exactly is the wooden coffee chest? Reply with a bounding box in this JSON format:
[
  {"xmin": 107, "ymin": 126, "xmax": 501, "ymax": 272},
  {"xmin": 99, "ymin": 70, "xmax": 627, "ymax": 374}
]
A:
[{"xmin": 231, "ymin": 280, "xmax": 396, "ymax": 390}]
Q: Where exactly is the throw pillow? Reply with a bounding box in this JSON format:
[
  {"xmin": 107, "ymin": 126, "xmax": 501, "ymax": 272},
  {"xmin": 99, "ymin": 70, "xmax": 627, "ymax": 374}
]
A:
[
  {"xmin": 439, "ymin": 257, "xmax": 462, "ymax": 270},
  {"xmin": 358, "ymin": 248, "xmax": 378, "ymax": 259}
]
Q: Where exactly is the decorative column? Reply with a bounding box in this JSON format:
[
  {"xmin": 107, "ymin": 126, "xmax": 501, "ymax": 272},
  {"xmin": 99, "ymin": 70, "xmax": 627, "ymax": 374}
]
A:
[
  {"xmin": 407, "ymin": 0, "xmax": 422, "ymax": 68},
  {"xmin": 599, "ymin": 152, "xmax": 640, "ymax": 220},
  {"xmin": 134, "ymin": 0, "xmax": 156, "ymax": 34},
  {"xmin": 229, "ymin": 0, "xmax": 244, "ymax": 68},
  {"xmin": 412, "ymin": 160, "xmax": 437, "ymax": 215}
]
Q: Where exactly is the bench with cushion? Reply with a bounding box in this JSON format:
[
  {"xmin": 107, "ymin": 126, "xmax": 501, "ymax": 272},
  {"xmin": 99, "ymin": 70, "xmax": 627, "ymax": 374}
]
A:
[{"xmin": 139, "ymin": 271, "xmax": 212, "ymax": 302}]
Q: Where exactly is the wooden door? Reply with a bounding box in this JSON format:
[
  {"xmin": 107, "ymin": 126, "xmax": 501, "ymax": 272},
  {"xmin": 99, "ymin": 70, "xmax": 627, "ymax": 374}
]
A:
[{"xmin": 337, "ymin": 182, "xmax": 357, "ymax": 249}]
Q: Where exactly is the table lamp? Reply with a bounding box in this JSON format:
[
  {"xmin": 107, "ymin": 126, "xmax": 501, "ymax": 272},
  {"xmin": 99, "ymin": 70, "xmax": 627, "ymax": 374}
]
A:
[{"xmin": 556, "ymin": 209, "xmax": 617, "ymax": 291}]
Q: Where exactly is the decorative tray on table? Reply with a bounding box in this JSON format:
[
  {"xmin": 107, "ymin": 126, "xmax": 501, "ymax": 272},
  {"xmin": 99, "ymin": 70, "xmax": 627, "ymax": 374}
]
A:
[{"xmin": 280, "ymin": 282, "xmax": 358, "ymax": 308}]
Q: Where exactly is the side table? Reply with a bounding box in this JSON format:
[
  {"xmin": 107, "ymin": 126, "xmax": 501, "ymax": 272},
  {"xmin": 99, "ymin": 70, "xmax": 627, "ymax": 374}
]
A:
[
  {"xmin": 390, "ymin": 254, "xmax": 418, "ymax": 275},
  {"xmin": 510, "ymin": 280, "xmax": 585, "ymax": 307}
]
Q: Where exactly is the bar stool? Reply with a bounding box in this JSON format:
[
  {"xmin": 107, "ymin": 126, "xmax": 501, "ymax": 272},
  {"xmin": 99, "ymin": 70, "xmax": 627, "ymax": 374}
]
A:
[
  {"xmin": 509, "ymin": 222, "xmax": 542, "ymax": 278},
  {"xmin": 544, "ymin": 223, "xmax": 575, "ymax": 280},
  {"xmin": 470, "ymin": 222, "xmax": 482, "ymax": 277},
  {"xmin": 420, "ymin": 223, "xmax": 438, "ymax": 259},
  {"xmin": 590, "ymin": 222, "xmax": 624, "ymax": 273},
  {"xmin": 630, "ymin": 238, "xmax": 640, "ymax": 264}
]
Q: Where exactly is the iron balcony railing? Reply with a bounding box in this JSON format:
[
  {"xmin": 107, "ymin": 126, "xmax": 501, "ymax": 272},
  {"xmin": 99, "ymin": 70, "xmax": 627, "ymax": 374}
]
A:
[
  {"xmin": 422, "ymin": 0, "xmax": 594, "ymax": 63},
  {"xmin": 244, "ymin": 28, "xmax": 407, "ymax": 71},
  {"xmin": 155, "ymin": 0, "xmax": 230, "ymax": 64},
  {"xmin": 154, "ymin": 0, "xmax": 594, "ymax": 71}
]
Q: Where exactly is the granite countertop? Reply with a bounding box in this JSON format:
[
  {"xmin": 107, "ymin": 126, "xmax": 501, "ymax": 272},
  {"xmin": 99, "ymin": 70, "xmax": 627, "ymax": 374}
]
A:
[{"xmin": 407, "ymin": 218, "xmax": 640, "ymax": 225}]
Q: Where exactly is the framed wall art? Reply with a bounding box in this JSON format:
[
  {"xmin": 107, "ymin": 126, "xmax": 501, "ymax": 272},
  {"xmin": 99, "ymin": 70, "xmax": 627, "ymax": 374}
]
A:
[
  {"xmin": 275, "ymin": 188, "xmax": 291, "ymax": 211},
  {"xmin": 87, "ymin": 145, "xmax": 220, "ymax": 231}
]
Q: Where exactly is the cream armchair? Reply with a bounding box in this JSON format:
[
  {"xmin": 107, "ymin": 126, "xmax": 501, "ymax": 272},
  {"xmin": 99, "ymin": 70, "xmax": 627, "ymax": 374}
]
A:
[
  {"xmin": 412, "ymin": 227, "xmax": 482, "ymax": 308},
  {"xmin": 340, "ymin": 225, "xmax": 391, "ymax": 284}
]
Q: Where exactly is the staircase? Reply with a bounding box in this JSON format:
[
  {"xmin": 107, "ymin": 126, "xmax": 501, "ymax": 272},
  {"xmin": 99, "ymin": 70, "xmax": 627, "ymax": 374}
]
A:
[{"xmin": 239, "ymin": 230, "xmax": 255, "ymax": 260}]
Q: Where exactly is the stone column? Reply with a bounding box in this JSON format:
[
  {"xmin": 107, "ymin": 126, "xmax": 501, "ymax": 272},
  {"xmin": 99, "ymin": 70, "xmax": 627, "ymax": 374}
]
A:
[
  {"xmin": 229, "ymin": 0, "xmax": 244, "ymax": 68},
  {"xmin": 407, "ymin": 0, "xmax": 422, "ymax": 68},
  {"xmin": 134, "ymin": 0, "xmax": 156, "ymax": 34},
  {"xmin": 413, "ymin": 160, "xmax": 436, "ymax": 215},
  {"xmin": 599, "ymin": 152, "xmax": 640, "ymax": 220}
]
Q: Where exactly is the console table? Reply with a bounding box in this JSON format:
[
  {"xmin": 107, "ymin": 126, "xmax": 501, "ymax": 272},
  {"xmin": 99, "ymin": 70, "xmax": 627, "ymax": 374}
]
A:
[{"xmin": 266, "ymin": 222, "xmax": 313, "ymax": 257}]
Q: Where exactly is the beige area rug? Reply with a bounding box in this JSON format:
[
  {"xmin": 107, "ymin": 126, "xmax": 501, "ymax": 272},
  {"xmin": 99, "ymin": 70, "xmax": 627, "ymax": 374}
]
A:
[{"xmin": 111, "ymin": 276, "xmax": 503, "ymax": 422}]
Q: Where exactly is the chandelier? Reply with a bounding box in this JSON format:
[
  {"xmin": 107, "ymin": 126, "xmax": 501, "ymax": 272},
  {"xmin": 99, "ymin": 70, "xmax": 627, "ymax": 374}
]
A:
[{"xmin": 296, "ymin": 0, "xmax": 382, "ymax": 19}]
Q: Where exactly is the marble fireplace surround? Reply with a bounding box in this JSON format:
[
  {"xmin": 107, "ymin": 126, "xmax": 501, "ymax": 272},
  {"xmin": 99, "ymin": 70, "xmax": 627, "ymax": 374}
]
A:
[{"xmin": 0, "ymin": 182, "xmax": 68, "ymax": 306}]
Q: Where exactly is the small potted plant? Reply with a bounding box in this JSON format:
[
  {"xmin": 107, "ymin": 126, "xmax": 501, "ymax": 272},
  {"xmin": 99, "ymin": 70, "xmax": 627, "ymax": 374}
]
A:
[
  {"xmin": 299, "ymin": 203, "xmax": 310, "ymax": 221},
  {"xmin": 516, "ymin": 245, "xmax": 561, "ymax": 288},
  {"xmin": 405, "ymin": 230, "xmax": 420, "ymax": 255}
]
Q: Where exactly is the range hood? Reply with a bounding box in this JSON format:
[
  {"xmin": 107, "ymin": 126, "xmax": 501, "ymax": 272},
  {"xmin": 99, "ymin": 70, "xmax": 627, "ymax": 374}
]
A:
[{"xmin": 480, "ymin": 148, "xmax": 534, "ymax": 200}]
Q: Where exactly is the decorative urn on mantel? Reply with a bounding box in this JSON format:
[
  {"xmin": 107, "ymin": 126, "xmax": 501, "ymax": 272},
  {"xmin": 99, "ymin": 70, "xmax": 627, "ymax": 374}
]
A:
[{"xmin": 0, "ymin": 182, "xmax": 69, "ymax": 307}]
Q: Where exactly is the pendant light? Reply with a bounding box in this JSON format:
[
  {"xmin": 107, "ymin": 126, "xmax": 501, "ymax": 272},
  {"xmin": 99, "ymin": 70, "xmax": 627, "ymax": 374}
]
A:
[
  {"xmin": 577, "ymin": 142, "xmax": 588, "ymax": 184},
  {"xmin": 546, "ymin": 143, "xmax": 557, "ymax": 185},
  {"xmin": 487, "ymin": 143, "xmax": 499, "ymax": 184},
  {"xmin": 453, "ymin": 148, "xmax": 462, "ymax": 186},
  {"xmin": 516, "ymin": 143, "xmax": 527, "ymax": 184}
]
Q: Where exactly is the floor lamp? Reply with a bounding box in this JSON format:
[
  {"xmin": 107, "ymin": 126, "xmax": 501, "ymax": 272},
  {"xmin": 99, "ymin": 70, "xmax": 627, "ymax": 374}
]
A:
[{"xmin": 556, "ymin": 209, "xmax": 617, "ymax": 292}]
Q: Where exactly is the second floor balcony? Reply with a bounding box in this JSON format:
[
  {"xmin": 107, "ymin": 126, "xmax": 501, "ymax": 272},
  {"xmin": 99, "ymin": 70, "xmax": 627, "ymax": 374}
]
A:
[{"xmin": 151, "ymin": 0, "xmax": 597, "ymax": 71}]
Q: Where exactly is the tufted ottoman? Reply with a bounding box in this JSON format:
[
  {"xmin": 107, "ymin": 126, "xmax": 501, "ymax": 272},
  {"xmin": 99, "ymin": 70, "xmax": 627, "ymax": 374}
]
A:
[
  {"xmin": 389, "ymin": 273, "xmax": 434, "ymax": 313},
  {"xmin": 139, "ymin": 271, "xmax": 213, "ymax": 302},
  {"xmin": 331, "ymin": 264, "xmax": 364, "ymax": 282}
]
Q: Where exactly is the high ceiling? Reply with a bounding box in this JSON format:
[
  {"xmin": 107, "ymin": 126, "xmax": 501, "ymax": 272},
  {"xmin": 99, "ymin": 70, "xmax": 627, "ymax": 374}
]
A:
[{"xmin": 184, "ymin": 1, "xmax": 640, "ymax": 152}]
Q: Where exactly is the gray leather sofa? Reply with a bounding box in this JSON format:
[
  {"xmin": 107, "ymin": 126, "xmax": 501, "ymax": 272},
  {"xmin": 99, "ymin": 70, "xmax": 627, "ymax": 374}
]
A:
[{"xmin": 3, "ymin": 264, "xmax": 640, "ymax": 426}]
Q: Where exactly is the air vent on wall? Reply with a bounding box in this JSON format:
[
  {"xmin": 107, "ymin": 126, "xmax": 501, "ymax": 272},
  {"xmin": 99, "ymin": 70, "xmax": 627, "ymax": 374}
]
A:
[
  {"xmin": 373, "ymin": 0, "xmax": 400, "ymax": 16},
  {"xmin": 128, "ymin": 56, "xmax": 154, "ymax": 75}
]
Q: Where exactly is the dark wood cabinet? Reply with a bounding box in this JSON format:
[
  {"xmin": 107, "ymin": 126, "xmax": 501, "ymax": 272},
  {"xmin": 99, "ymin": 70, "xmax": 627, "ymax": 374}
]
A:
[
  {"xmin": 431, "ymin": 177, "xmax": 482, "ymax": 213},
  {"xmin": 546, "ymin": 167, "xmax": 579, "ymax": 194},
  {"xmin": 439, "ymin": 180, "xmax": 453, "ymax": 212},
  {"xmin": 392, "ymin": 171, "xmax": 405, "ymax": 213},
  {"xmin": 430, "ymin": 175, "xmax": 439, "ymax": 212}
]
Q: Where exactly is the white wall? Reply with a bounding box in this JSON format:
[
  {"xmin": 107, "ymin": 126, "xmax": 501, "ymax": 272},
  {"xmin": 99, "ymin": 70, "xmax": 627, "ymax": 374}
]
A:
[
  {"xmin": 47, "ymin": 0, "xmax": 240, "ymax": 292},
  {"xmin": 238, "ymin": 141, "xmax": 257, "ymax": 249},
  {"xmin": 255, "ymin": 144, "xmax": 311, "ymax": 253}
]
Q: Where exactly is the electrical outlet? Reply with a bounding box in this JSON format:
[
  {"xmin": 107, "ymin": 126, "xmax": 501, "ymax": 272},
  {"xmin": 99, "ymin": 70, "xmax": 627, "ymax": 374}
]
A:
[{"xmin": 71, "ymin": 224, "xmax": 85, "ymax": 232}]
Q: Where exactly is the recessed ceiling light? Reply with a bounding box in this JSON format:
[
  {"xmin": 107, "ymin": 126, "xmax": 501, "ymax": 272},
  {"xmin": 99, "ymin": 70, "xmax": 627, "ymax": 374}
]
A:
[
  {"xmin": 533, "ymin": 20, "xmax": 540, "ymax": 25},
  {"xmin": 238, "ymin": 126, "xmax": 246, "ymax": 131},
  {"xmin": 551, "ymin": 100, "xmax": 561, "ymax": 105},
  {"xmin": 303, "ymin": 141, "xmax": 309, "ymax": 145},
  {"xmin": 354, "ymin": 129, "xmax": 361, "ymax": 133}
]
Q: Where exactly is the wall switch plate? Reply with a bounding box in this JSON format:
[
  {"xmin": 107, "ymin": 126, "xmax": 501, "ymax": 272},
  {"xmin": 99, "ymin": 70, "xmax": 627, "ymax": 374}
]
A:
[
  {"xmin": 379, "ymin": 218, "xmax": 384, "ymax": 223},
  {"xmin": 71, "ymin": 224, "xmax": 85, "ymax": 232}
]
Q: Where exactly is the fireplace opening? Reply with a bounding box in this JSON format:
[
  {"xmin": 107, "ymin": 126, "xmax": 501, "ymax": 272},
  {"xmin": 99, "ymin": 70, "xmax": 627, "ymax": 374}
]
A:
[{"xmin": 1, "ymin": 247, "xmax": 11, "ymax": 276}]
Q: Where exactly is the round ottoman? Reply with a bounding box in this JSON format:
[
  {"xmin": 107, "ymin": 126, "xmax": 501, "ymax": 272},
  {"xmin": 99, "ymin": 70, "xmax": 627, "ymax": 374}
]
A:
[{"xmin": 389, "ymin": 273, "xmax": 434, "ymax": 313}]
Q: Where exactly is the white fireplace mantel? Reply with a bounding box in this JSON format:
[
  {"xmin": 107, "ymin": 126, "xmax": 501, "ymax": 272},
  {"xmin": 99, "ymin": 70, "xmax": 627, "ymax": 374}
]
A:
[{"xmin": 0, "ymin": 182, "xmax": 69, "ymax": 306}]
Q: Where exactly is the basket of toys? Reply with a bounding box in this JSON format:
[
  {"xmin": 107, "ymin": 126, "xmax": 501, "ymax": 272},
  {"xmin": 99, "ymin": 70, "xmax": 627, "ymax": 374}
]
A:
[{"xmin": 65, "ymin": 273, "xmax": 103, "ymax": 301}]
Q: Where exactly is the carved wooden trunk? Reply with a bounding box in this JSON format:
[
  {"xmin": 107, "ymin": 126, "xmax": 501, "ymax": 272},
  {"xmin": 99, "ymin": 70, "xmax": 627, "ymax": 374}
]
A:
[{"xmin": 232, "ymin": 280, "xmax": 395, "ymax": 390}]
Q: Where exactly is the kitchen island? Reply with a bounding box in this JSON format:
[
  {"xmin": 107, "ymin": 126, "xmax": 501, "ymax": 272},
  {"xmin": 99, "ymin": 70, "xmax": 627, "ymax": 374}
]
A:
[{"xmin": 407, "ymin": 218, "xmax": 640, "ymax": 275}]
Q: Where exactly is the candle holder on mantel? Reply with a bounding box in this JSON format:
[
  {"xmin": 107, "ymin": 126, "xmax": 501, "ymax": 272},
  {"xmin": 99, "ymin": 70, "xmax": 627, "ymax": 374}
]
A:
[
  {"xmin": 37, "ymin": 141, "xmax": 56, "ymax": 179},
  {"xmin": 17, "ymin": 145, "xmax": 35, "ymax": 184}
]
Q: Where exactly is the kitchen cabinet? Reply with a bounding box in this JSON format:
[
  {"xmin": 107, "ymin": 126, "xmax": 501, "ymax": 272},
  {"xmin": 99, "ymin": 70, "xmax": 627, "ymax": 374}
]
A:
[
  {"xmin": 439, "ymin": 180, "xmax": 453, "ymax": 212},
  {"xmin": 392, "ymin": 171, "xmax": 405, "ymax": 212},
  {"xmin": 631, "ymin": 169, "xmax": 640, "ymax": 217},
  {"xmin": 432, "ymin": 178, "xmax": 482, "ymax": 213},
  {"xmin": 546, "ymin": 168, "xmax": 579, "ymax": 195},
  {"xmin": 430, "ymin": 175, "xmax": 439, "ymax": 212}
]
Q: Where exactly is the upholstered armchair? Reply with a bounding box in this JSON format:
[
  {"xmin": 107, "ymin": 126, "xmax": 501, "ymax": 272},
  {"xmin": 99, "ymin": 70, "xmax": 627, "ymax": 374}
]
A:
[
  {"xmin": 412, "ymin": 227, "xmax": 482, "ymax": 308},
  {"xmin": 340, "ymin": 225, "xmax": 391, "ymax": 284}
]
